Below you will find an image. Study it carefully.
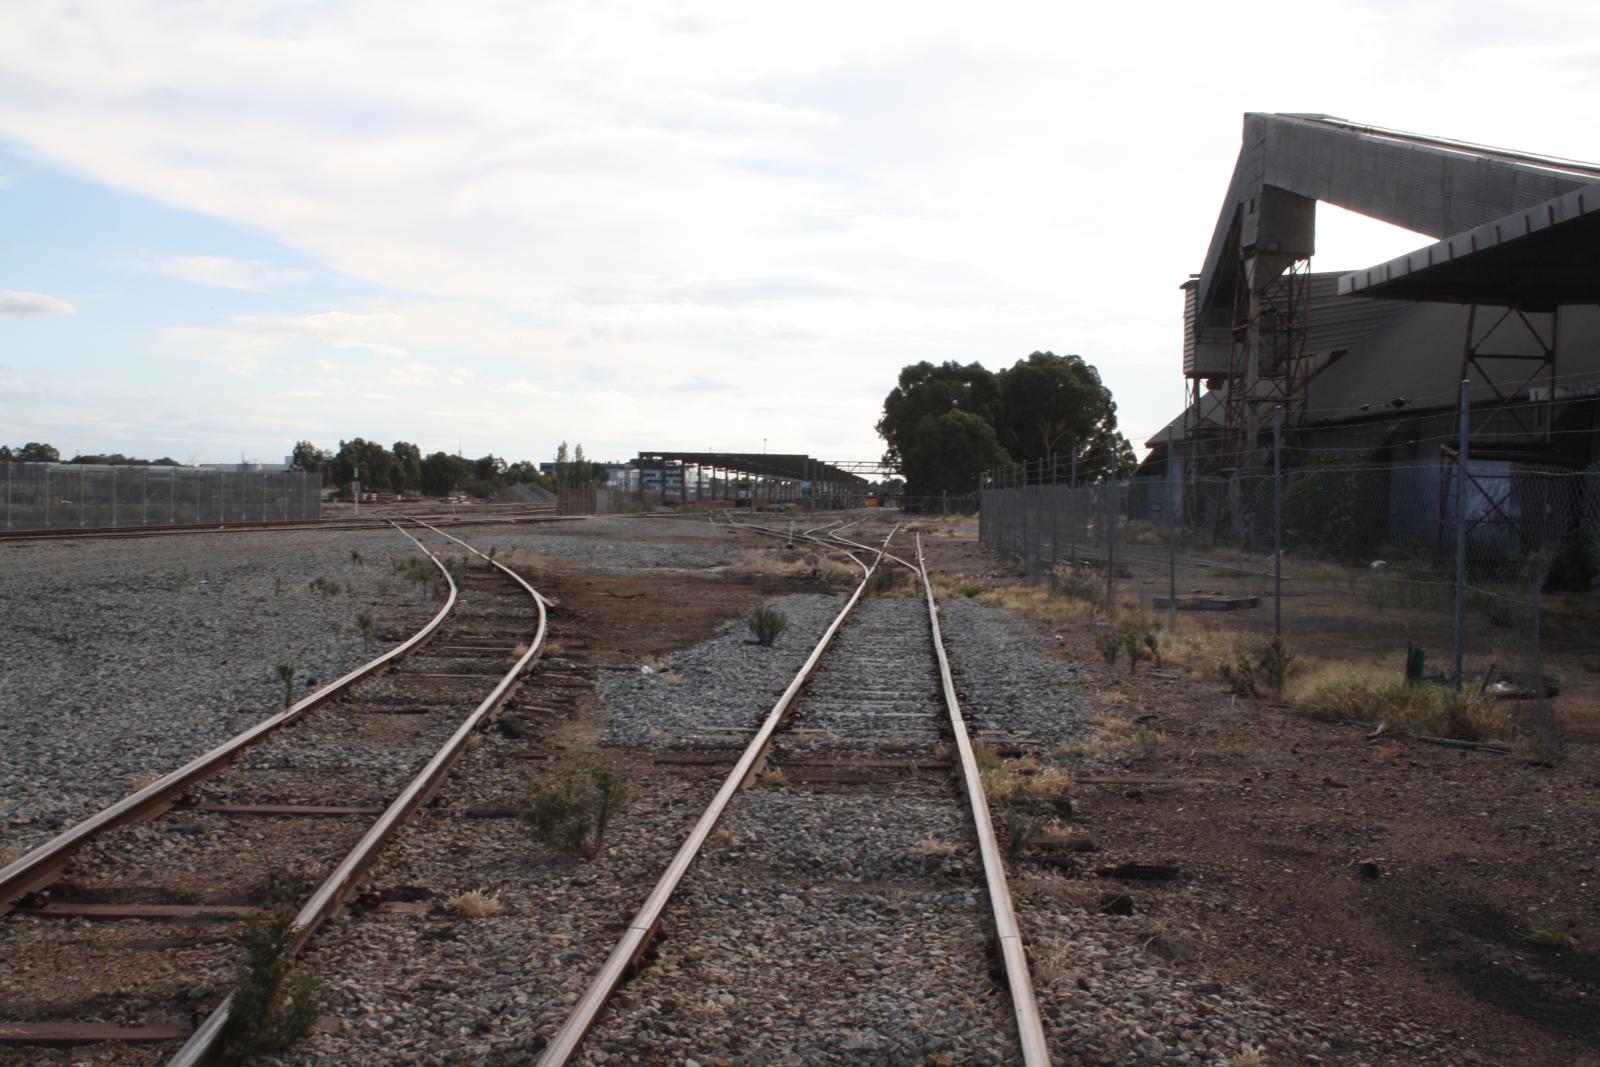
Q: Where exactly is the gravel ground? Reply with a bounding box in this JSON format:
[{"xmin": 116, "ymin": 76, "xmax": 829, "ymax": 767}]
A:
[
  {"xmin": 0, "ymin": 529, "xmax": 438, "ymax": 855},
  {"xmin": 936, "ymin": 593, "xmax": 1388, "ymax": 1065},
  {"xmin": 282, "ymin": 762, "xmax": 719, "ymax": 1066},
  {"xmin": 469, "ymin": 516, "xmax": 744, "ymax": 576},
  {"xmin": 938, "ymin": 596, "xmax": 1090, "ymax": 749},
  {"xmin": 599, "ymin": 593, "xmax": 844, "ymax": 747}
]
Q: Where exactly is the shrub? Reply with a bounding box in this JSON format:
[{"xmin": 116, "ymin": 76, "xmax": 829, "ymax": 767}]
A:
[
  {"xmin": 275, "ymin": 662, "xmax": 296, "ymax": 709},
  {"xmin": 307, "ymin": 575, "xmax": 341, "ymax": 596},
  {"xmin": 1060, "ymin": 579, "xmax": 1105, "ymax": 613},
  {"xmin": 520, "ymin": 763, "xmax": 630, "ymax": 859},
  {"xmin": 748, "ymin": 605, "xmax": 789, "ymax": 647},
  {"xmin": 392, "ymin": 557, "xmax": 435, "ymax": 583},
  {"xmin": 224, "ymin": 907, "xmax": 319, "ymax": 1056},
  {"xmin": 1222, "ymin": 638, "xmax": 1295, "ymax": 700},
  {"xmin": 1120, "ymin": 629, "xmax": 1157, "ymax": 674},
  {"xmin": 1002, "ymin": 809, "xmax": 1040, "ymax": 860},
  {"xmin": 356, "ymin": 611, "xmax": 376, "ymax": 650},
  {"xmin": 1093, "ymin": 630, "xmax": 1120, "ymax": 666},
  {"xmin": 866, "ymin": 567, "xmax": 898, "ymax": 596}
]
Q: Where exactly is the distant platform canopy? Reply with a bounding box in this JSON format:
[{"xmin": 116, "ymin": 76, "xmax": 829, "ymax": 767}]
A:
[
  {"xmin": 1339, "ymin": 180, "xmax": 1600, "ymax": 309},
  {"xmin": 634, "ymin": 451, "xmax": 869, "ymax": 485}
]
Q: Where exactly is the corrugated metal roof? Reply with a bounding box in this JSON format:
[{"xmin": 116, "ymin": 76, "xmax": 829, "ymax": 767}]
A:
[
  {"xmin": 1305, "ymin": 303, "xmax": 1600, "ymax": 423},
  {"xmin": 1195, "ymin": 115, "xmax": 1600, "ymax": 327},
  {"xmin": 1305, "ymin": 273, "xmax": 1406, "ymax": 354},
  {"xmin": 1339, "ymin": 180, "xmax": 1600, "ymax": 308}
]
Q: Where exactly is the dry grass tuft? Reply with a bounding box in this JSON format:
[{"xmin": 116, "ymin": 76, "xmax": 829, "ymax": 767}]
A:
[
  {"xmin": 711, "ymin": 829, "xmax": 738, "ymax": 847},
  {"xmin": 1019, "ymin": 871, "xmax": 1105, "ymax": 912},
  {"xmin": 731, "ymin": 548, "xmax": 812, "ymax": 578},
  {"xmin": 1092, "ymin": 713, "xmax": 1136, "ymax": 736},
  {"xmin": 1074, "ymin": 714, "xmax": 1167, "ymax": 761},
  {"xmin": 647, "ymin": 726, "xmax": 670, "ymax": 743},
  {"xmin": 1231, "ymin": 1047, "xmax": 1267, "ymax": 1067},
  {"xmin": 1515, "ymin": 914, "xmax": 1572, "ymax": 947},
  {"xmin": 464, "ymin": 732, "xmax": 482, "ymax": 751},
  {"xmin": 1291, "ymin": 663, "xmax": 1512, "ymax": 742},
  {"xmin": 919, "ymin": 838, "xmax": 959, "ymax": 857},
  {"xmin": 1028, "ymin": 931, "xmax": 1077, "ymax": 989},
  {"xmin": 758, "ymin": 768, "xmax": 789, "ymax": 787},
  {"xmin": 981, "ymin": 754, "xmax": 1074, "ymax": 807},
  {"xmin": 659, "ymin": 672, "xmax": 684, "ymax": 686},
  {"xmin": 690, "ymin": 997, "xmax": 727, "ymax": 1020},
  {"xmin": 450, "ymin": 889, "xmax": 505, "ymax": 918}
]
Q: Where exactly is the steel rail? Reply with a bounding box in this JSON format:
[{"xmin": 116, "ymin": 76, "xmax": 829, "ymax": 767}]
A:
[
  {"xmin": 0, "ymin": 520, "xmax": 460, "ymax": 916},
  {"xmin": 709, "ymin": 512, "xmax": 869, "ymax": 570},
  {"xmin": 722, "ymin": 513, "xmax": 920, "ymax": 574},
  {"xmin": 533, "ymin": 529, "xmax": 894, "ymax": 1067},
  {"xmin": 915, "ymin": 533, "xmax": 1051, "ymax": 1065},
  {"xmin": 169, "ymin": 519, "xmax": 549, "ymax": 1065}
]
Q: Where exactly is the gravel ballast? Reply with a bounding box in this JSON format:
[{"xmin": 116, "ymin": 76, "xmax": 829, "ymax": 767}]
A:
[
  {"xmin": 466, "ymin": 516, "xmax": 745, "ymax": 576},
  {"xmin": 0, "ymin": 529, "xmax": 437, "ymax": 853},
  {"xmin": 599, "ymin": 592, "xmax": 844, "ymax": 747}
]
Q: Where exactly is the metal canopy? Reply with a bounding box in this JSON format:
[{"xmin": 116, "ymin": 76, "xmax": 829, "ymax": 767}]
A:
[
  {"xmin": 634, "ymin": 451, "xmax": 869, "ymax": 485},
  {"xmin": 1338, "ymin": 180, "xmax": 1600, "ymax": 309}
]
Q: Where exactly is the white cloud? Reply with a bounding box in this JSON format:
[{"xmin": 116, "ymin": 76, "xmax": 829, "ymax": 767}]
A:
[
  {"xmin": 0, "ymin": 291, "xmax": 76, "ymax": 318},
  {"xmin": 150, "ymin": 256, "xmax": 309, "ymax": 293},
  {"xmin": 332, "ymin": 339, "xmax": 408, "ymax": 359},
  {"xmin": 4, "ymin": 2, "xmax": 1600, "ymax": 458}
]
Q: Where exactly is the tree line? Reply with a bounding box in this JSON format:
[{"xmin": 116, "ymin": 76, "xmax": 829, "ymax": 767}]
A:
[
  {"xmin": 2, "ymin": 438, "xmax": 609, "ymax": 500},
  {"xmin": 876, "ymin": 351, "xmax": 1136, "ymax": 498},
  {"xmin": 291, "ymin": 438, "xmax": 608, "ymax": 498},
  {"xmin": 1, "ymin": 443, "xmax": 180, "ymax": 465}
]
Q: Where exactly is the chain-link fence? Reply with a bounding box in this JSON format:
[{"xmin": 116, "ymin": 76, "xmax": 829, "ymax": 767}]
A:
[
  {"xmin": 2, "ymin": 463, "xmax": 323, "ymax": 531},
  {"xmin": 980, "ymin": 450, "xmax": 1598, "ymax": 747}
]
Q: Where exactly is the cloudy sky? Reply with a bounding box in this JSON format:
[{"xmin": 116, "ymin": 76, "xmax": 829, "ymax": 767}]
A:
[{"xmin": 3, "ymin": 1, "xmax": 1598, "ymax": 466}]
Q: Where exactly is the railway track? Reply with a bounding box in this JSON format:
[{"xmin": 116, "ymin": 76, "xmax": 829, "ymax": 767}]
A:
[
  {"xmin": 0, "ymin": 519, "xmax": 550, "ymax": 1061},
  {"xmin": 535, "ymin": 521, "xmax": 1050, "ymax": 1065}
]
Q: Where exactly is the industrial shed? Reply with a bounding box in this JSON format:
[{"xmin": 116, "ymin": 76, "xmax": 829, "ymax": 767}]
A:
[{"xmin": 1140, "ymin": 116, "xmax": 1600, "ymax": 553}]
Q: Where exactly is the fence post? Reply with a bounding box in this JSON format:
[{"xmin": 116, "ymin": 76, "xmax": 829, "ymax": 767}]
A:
[
  {"xmin": 1454, "ymin": 379, "xmax": 1469, "ymax": 691},
  {"xmin": 977, "ymin": 473, "xmax": 984, "ymax": 544},
  {"xmin": 5, "ymin": 461, "xmax": 10, "ymax": 529},
  {"xmin": 1050, "ymin": 453, "xmax": 1059, "ymax": 580},
  {"xmin": 1167, "ymin": 426, "xmax": 1177, "ymax": 629},
  {"xmin": 110, "ymin": 466, "xmax": 117, "ymax": 527},
  {"xmin": 45, "ymin": 465, "xmax": 51, "ymax": 528},
  {"xmin": 1273, "ymin": 406, "xmax": 1283, "ymax": 640},
  {"xmin": 80, "ymin": 466, "xmax": 86, "ymax": 527},
  {"xmin": 1105, "ymin": 453, "xmax": 1117, "ymax": 620}
]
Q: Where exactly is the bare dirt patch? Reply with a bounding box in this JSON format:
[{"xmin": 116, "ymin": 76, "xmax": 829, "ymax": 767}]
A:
[{"xmin": 925, "ymin": 535, "xmax": 1600, "ymax": 1066}]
